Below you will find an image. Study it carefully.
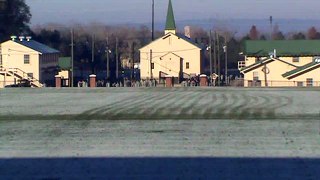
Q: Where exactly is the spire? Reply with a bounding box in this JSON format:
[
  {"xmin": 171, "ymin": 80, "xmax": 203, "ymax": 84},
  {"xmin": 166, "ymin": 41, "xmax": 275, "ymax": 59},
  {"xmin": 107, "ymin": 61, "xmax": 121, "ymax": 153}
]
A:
[{"xmin": 165, "ymin": 0, "xmax": 176, "ymax": 34}]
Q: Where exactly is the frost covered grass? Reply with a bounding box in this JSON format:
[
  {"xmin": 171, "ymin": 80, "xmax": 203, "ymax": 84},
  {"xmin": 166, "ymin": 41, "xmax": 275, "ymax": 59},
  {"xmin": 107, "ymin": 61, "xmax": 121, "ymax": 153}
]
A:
[
  {"xmin": 0, "ymin": 87, "xmax": 320, "ymax": 120},
  {"xmin": 0, "ymin": 87, "xmax": 320, "ymax": 179}
]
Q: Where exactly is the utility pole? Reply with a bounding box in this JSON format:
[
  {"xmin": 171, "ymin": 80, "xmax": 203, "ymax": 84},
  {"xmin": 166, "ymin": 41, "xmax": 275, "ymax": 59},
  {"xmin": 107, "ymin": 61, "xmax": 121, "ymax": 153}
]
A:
[
  {"xmin": 216, "ymin": 32, "xmax": 221, "ymax": 86},
  {"xmin": 152, "ymin": 0, "xmax": 155, "ymax": 41},
  {"xmin": 209, "ymin": 30, "xmax": 213, "ymax": 77},
  {"xmin": 70, "ymin": 29, "xmax": 74, "ymax": 87},
  {"xmin": 91, "ymin": 34, "xmax": 95, "ymax": 75},
  {"xmin": 270, "ymin": 16, "xmax": 273, "ymax": 40},
  {"xmin": 224, "ymin": 34, "xmax": 228, "ymax": 86},
  {"xmin": 106, "ymin": 37, "xmax": 110, "ymax": 80},
  {"xmin": 213, "ymin": 31, "xmax": 217, "ymax": 75},
  {"xmin": 116, "ymin": 37, "xmax": 119, "ymax": 80},
  {"xmin": 131, "ymin": 42, "xmax": 135, "ymax": 80},
  {"xmin": 150, "ymin": 49, "xmax": 153, "ymax": 79}
]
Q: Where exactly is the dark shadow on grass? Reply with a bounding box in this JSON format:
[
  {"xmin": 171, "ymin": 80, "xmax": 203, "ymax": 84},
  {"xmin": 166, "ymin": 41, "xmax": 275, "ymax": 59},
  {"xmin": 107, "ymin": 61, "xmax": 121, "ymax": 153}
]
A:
[
  {"xmin": 0, "ymin": 113, "xmax": 319, "ymax": 121},
  {"xmin": 0, "ymin": 157, "xmax": 319, "ymax": 179}
]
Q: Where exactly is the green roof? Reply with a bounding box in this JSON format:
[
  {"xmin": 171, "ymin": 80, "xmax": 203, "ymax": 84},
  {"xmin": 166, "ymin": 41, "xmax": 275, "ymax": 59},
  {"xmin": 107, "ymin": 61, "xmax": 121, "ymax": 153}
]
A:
[
  {"xmin": 244, "ymin": 40, "xmax": 320, "ymax": 57},
  {"xmin": 165, "ymin": 0, "xmax": 176, "ymax": 30},
  {"xmin": 282, "ymin": 61, "xmax": 320, "ymax": 79},
  {"xmin": 59, "ymin": 57, "xmax": 71, "ymax": 70}
]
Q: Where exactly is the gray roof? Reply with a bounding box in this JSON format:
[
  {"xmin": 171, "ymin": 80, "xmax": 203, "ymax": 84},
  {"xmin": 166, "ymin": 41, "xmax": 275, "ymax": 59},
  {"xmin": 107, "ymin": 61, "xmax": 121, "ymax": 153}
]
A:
[
  {"xmin": 15, "ymin": 40, "xmax": 59, "ymax": 54},
  {"xmin": 175, "ymin": 33, "xmax": 205, "ymax": 49}
]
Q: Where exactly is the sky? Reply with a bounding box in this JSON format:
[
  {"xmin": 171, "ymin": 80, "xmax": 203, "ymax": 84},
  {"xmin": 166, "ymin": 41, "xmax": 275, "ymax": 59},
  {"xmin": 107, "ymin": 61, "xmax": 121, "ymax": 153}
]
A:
[{"xmin": 26, "ymin": 0, "xmax": 320, "ymax": 25}]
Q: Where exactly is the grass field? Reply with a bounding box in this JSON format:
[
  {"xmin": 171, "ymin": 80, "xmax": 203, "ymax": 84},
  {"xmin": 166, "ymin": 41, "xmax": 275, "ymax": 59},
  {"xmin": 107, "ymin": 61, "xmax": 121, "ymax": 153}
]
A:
[{"xmin": 0, "ymin": 87, "xmax": 319, "ymax": 179}]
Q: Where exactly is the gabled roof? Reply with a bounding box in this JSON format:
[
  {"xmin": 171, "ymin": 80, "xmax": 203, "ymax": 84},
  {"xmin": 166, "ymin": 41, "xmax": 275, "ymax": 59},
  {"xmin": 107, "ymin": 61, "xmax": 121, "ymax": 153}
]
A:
[
  {"xmin": 240, "ymin": 57, "xmax": 297, "ymax": 73},
  {"xmin": 160, "ymin": 52, "xmax": 182, "ymax": 59},
  {"xmin": 14, "ymin": 40, "xmax": 59, "ymax": 54},
  {"xmin": 245, "ymin": 40, "xmax": 320, "ymax": 57},
  {"xmin": 176, "ymin": 33, "xmax": 205, "ymax": 49},
  {"xmin": 139, "ymin": 32, "xmax": 203, "ymax": 51},
  {"xmin": 282, "ymin": 61, "xmax": 320, "ymax": 79},
  {"xmin": 165, "ymin": 0, "xmax": 176, "ymax": 30}
]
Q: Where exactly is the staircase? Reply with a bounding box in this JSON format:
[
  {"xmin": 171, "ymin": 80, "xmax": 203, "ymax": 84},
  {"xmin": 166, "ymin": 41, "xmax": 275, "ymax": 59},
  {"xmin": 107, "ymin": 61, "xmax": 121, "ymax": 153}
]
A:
[{"xmin": 0, "ymin": 65, "xmax": 43, "ymax": 88}]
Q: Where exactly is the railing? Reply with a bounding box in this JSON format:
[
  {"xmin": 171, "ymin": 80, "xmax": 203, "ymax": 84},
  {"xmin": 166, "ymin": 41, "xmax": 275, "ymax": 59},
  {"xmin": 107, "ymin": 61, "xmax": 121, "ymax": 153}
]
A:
[
  {"xmin": 0, "ymin": 67, "xmax": 43, "ymax": 88},
  {"xmin": 238, "ymin": 61, "xmax": 246, "ymax": 70}
]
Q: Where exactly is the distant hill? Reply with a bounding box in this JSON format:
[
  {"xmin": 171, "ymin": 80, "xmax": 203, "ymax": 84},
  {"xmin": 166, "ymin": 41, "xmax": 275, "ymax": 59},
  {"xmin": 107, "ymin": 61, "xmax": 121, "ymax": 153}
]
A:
[{"xmin": 142, "ymin": 19, "xmax": 320, "ymax": 36}]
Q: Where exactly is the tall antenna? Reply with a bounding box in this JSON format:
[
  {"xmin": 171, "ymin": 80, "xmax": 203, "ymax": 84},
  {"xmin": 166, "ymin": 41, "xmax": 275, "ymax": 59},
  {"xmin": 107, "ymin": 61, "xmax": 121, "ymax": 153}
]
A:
[{"xmin": 152, "ymin": 0, "xmax": 155, "ymax": 41}]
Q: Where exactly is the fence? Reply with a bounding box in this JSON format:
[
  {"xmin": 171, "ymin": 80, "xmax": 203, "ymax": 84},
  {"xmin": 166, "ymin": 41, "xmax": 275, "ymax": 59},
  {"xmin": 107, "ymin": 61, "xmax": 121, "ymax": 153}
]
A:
[{"xmin": 232, "ymin": 79, "xmax": 320, "ymax": 87}]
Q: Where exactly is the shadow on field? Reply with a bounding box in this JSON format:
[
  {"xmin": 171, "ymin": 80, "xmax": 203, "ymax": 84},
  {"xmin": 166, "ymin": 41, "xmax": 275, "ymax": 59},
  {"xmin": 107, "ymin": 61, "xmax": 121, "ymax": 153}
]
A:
[{"xmin": 1, "ymin": 157, "xmax": 319, "ymax": 179}]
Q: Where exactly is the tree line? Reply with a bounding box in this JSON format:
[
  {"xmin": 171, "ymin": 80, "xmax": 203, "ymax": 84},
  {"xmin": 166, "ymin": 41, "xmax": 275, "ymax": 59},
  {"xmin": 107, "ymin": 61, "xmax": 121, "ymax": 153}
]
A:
[{"xmin": 1, "ymin": 0, "xmax": 320, "ymax": 82}]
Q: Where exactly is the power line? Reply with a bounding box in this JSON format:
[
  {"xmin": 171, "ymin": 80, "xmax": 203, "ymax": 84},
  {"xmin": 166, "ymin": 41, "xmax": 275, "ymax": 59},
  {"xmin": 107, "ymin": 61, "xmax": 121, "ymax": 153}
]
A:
[{"xmin": 140, "ymin": 47, "xmax": 199, "ymax": 54}]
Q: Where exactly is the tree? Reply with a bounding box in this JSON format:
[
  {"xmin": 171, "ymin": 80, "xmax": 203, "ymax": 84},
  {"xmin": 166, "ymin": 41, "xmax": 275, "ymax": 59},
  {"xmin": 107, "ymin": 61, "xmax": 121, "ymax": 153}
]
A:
[
  {"xmin": 307, "ymin": 27, "xmax": 320, "ymax": 40},
  {"xmin": 291, "ymin": 32, "xmax": 306, "ymax": 40},
  {"xmin": 272, "ymin": 24, "xmax": 285, "ymax": 40},
  {"xmin": 0, "ymin": 0, "xmax": 31, "ymax": 42},
  {"xmin": 249, "ymin": 25, "xmax": 259, "ymax": 40}
]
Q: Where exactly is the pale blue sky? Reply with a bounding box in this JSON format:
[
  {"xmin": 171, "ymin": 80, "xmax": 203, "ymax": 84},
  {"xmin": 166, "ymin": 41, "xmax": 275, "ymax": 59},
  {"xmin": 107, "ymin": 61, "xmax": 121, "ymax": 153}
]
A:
[{"xmin": 26, "ymin": 0, "xmax": 320, "ymax": 25}]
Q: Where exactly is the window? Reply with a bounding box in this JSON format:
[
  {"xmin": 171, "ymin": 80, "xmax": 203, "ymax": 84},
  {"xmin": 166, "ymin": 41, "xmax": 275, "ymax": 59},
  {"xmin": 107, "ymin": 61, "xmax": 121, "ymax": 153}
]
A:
[
  {"xmin": 24, "ymin": 55, "xmax": 30, "ymax": 64},
  {"xmin": 151, "ymin": 63, "xmax": 154, "ymax": 69},
  {"xmin": 292, "ymin": 57, "xmax": 300, "ymax": 63},
  {"xmin": 27, "ymin": 73, "xmax": 33, "ymax": 78},
  {"xmin": 297, "ymin": 82, "xmax": 304, "ymax": 87},
  {"xmin": 0, "ymin": 54, "xmax": 2, "ymax": 65},
  {"xmin": 306, "ymin": 78, "xmax": 313, "ymax": 87},
  {"xmin": 186, "ymin": 62, "xmax": 190, "ymax": 69},
  {"xmin": 253, "ymin": 71, "xmax": 259, "ymax": 81}
]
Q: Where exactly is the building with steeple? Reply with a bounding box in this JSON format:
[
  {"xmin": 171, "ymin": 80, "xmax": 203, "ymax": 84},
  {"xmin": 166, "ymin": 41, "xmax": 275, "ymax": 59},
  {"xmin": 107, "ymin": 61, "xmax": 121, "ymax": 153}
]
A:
[{"xmin": 139, "ymin": 0, "xmax": 205, "ymax": 83}]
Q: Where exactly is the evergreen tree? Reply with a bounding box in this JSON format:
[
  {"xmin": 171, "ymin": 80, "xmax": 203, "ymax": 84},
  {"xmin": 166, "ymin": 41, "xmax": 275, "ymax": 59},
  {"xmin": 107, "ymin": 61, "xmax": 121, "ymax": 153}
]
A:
[{"xmin": 249, "ymin": 25, "xmax": 259, "ymax": 40}]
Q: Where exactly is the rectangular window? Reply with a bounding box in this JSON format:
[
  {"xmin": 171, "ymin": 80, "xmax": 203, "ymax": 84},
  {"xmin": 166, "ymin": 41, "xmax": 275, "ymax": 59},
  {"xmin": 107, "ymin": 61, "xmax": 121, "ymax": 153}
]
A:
[
  {"xmin": 297, "ymin": 82, "xmax": 304, "ymax": 87},
  {"xmin": 186, "ymin": 62, "xmax": 190, "ymax": 69},
  {"xmin": 306, "ymin": 78, "xmax": 313, "ymax": 87},
  {"xmin": 0, "ymin": 54, "xmax": 2, "ymax": 65},
  {"xmin": 27, "ymin": 73, "xmax": 33, "ymax": 78},
  {"xmin": 24, "ymin": 55, "xmax": 30, "ymax": 64},
  {"xmin": 151, "ymin": 63, "xmax": 154, "ymax": 69},
  {"xmin": 292, "ymin": 57, "xmax": 300, "ymax": 63},
  {"xmin": 253, "ymin": 71, "xmax": 259, "ymax": 81}
]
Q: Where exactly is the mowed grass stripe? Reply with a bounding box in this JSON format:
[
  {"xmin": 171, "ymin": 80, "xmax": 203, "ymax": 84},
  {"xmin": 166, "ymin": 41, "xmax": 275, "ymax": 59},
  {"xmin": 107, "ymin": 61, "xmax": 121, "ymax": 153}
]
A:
[
  {"xmin": 108, "ymin": 92, "xmax": 165, "ymax": 116},
  {"xmin": 152, "ymin": 90, "xmax": 195, "ymax": 117},
  {"xmin": 79, "ymin": 92, "xmax": 154, "ymax": 117},
  {"xmin": 140, "ymin": 91, "xmax": 182, "ymax": 116}
]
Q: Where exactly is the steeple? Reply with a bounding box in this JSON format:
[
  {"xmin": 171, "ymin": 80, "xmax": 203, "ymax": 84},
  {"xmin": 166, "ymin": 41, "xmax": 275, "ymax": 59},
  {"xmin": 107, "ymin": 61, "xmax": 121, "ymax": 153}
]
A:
[{"xmin": 165, "ymin": 0, "xmax": 176, "ymax": 34}]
